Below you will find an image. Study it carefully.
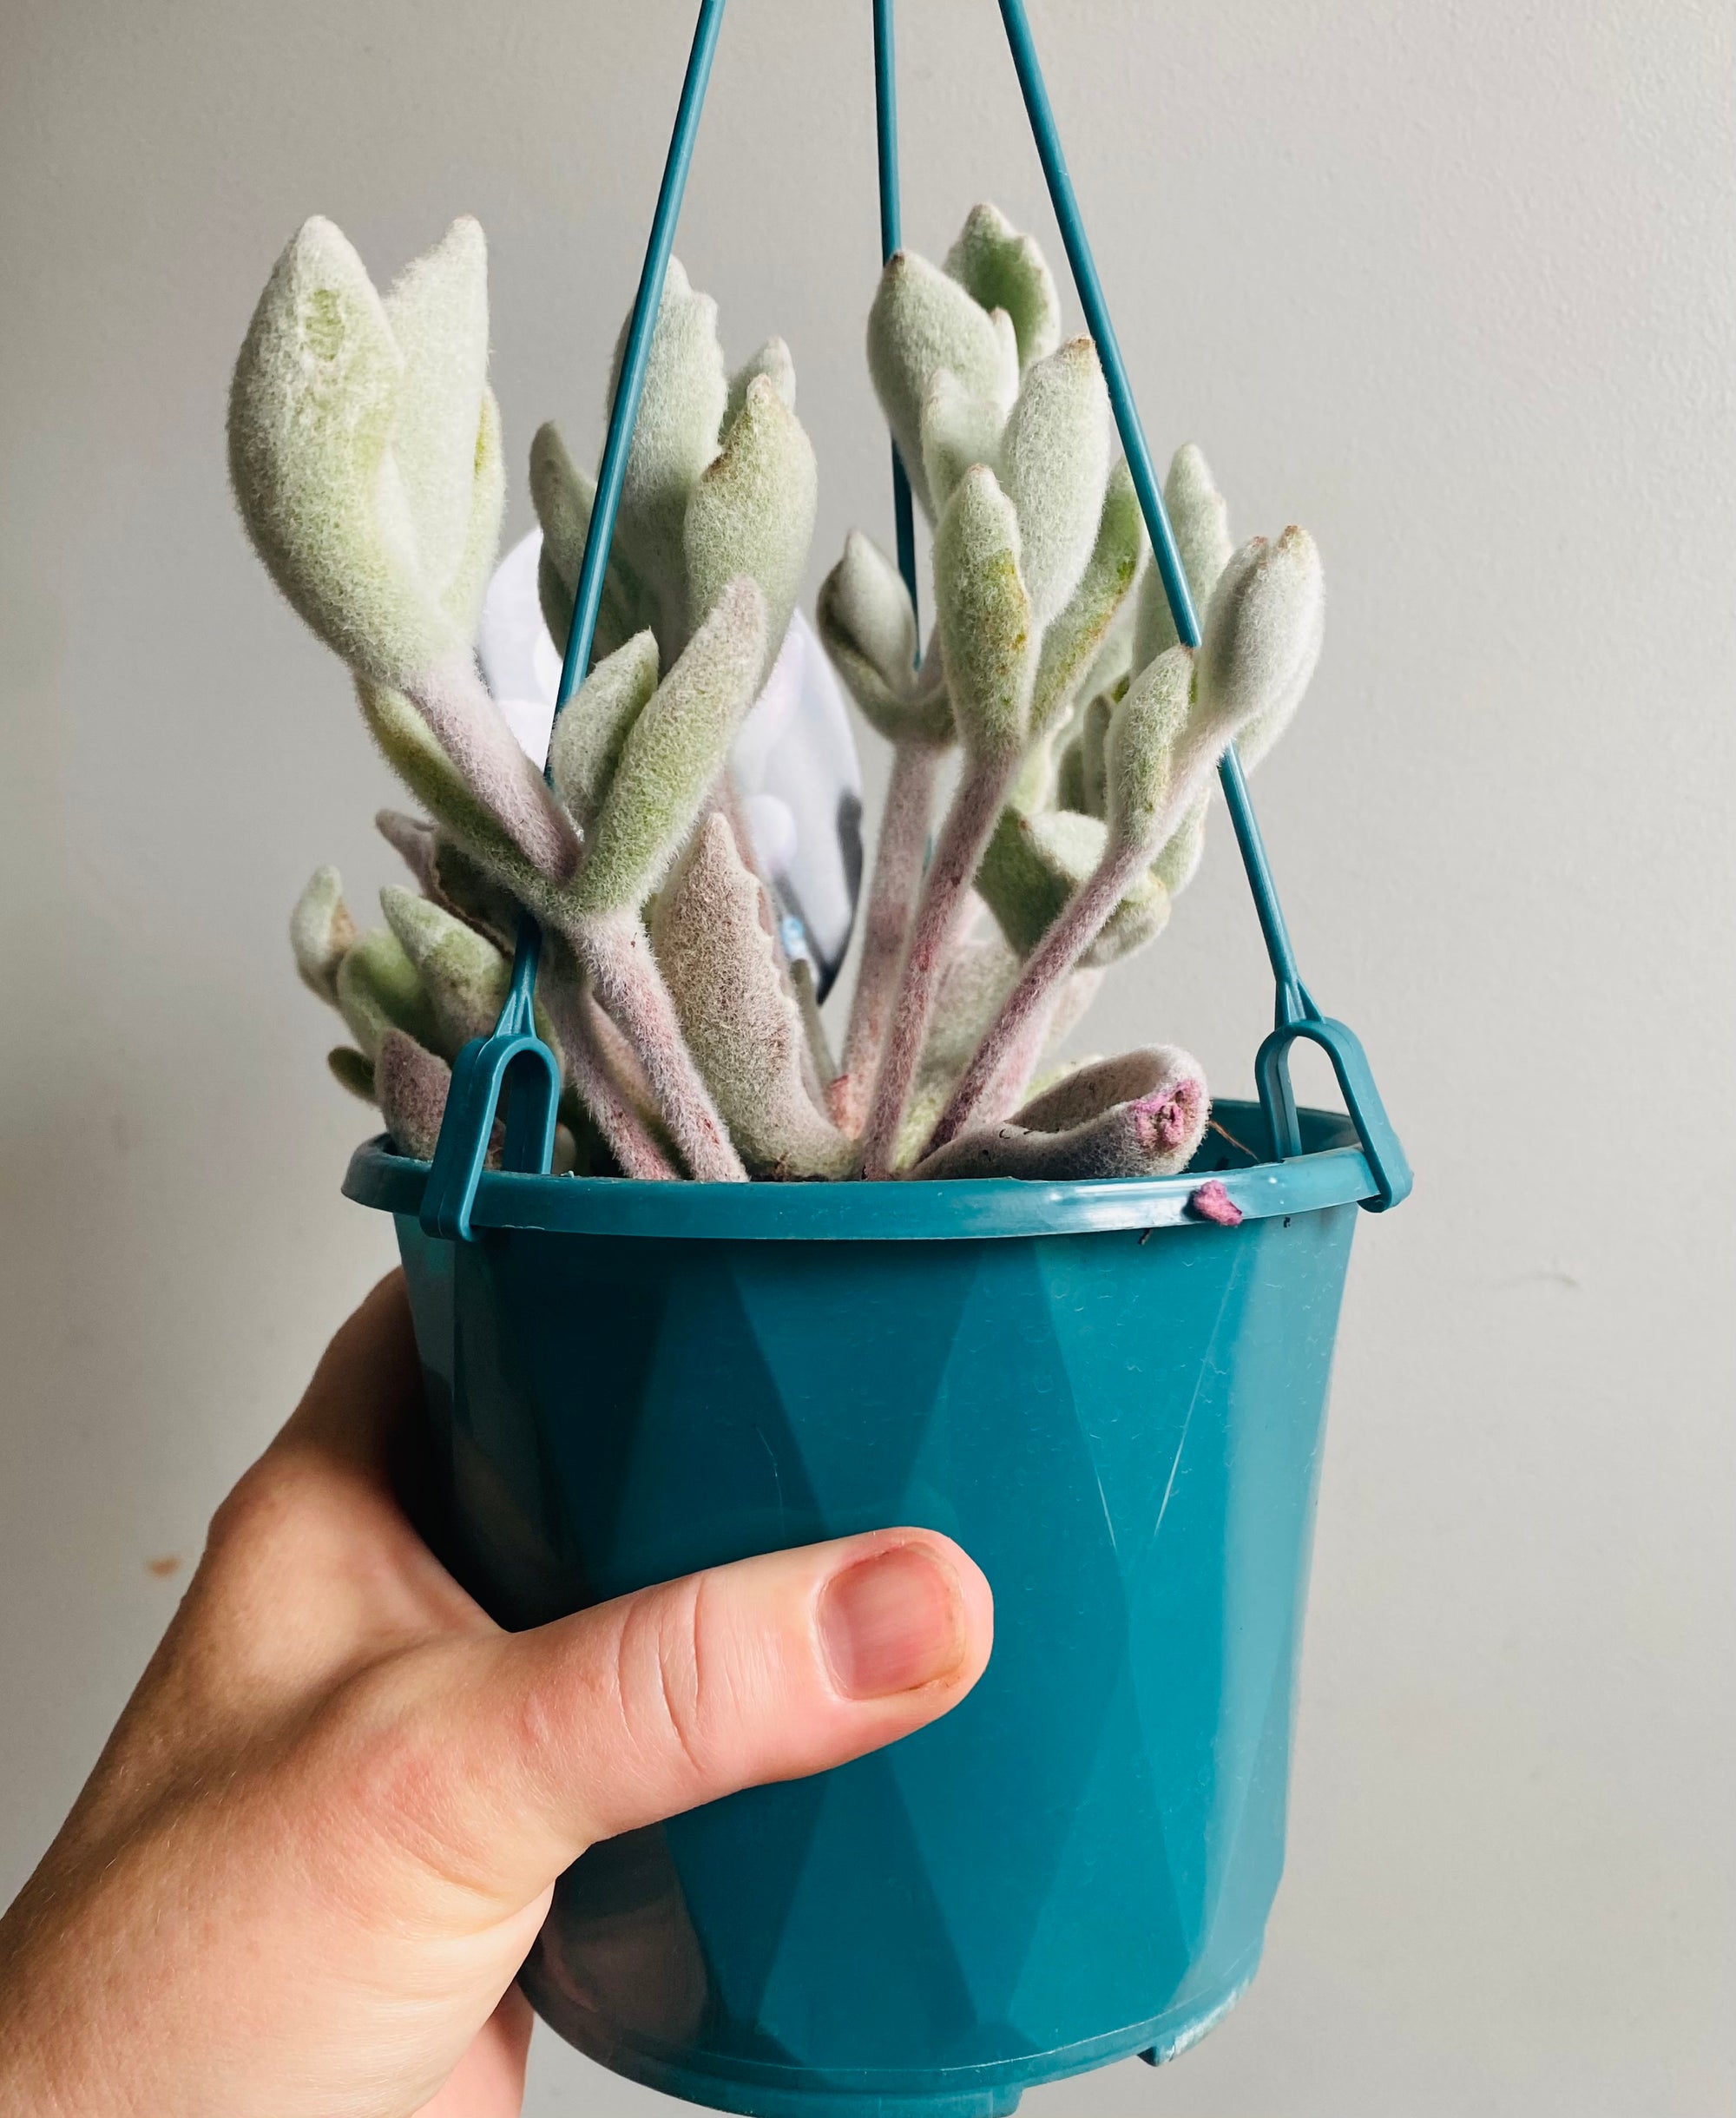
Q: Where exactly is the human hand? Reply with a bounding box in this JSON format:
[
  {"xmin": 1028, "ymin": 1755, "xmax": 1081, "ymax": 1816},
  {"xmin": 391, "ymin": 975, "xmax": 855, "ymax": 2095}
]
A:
[{"xmin": 0, "ymin": 1273, "xmax": 993, "ymax": 2118}]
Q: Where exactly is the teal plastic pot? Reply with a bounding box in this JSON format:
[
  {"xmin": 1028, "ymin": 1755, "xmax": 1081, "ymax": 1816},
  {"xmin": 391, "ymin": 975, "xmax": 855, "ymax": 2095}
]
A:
[{"xmin": 345, "ymin": 1099, "xmax": 1374, "ymax": 2118}]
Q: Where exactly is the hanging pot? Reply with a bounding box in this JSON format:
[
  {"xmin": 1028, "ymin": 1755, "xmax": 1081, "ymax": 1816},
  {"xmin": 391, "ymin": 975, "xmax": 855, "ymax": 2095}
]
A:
[
  {"xmin": 349, "ymin": 1094, "xmax": 1387, "ymax": 2116},
  {"xmin": 368, "ymin": 0, "xmax": 1414, "ymax": 2107}
]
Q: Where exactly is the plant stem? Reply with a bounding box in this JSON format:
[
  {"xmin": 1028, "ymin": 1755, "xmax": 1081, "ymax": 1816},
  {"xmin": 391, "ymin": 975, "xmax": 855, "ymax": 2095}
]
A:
[
  {"xmin": 832, "ymin": 740, "xmax": 941, "ymax": 1135},
  {"xmin": 575, "ymin": 912, "xmax": 748, "ymax": 1181},
  {"xmin": 406, "ymin": 652, "xmax": 581, "ymax": 883},
  {"xmin": 861, "ymin": 755, "xmax": 1016, "ymax": 1178},
  {"xmin": 538, "ymin": 977, "xmax": 677, "ymax": 1181},
  {"xmin": 923, "ymin": 838, "xmax": 1145, "ymax": 1157},
  {"xmin": 975, "ymin": 976, "xmax": 1064, "ymax": 1120}
]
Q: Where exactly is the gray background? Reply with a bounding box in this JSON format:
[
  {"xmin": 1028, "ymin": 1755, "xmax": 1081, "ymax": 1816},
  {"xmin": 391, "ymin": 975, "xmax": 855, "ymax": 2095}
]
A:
[{"xmin": 3, "ymin": 2, "xmax": 1732, "ymax": 2112}]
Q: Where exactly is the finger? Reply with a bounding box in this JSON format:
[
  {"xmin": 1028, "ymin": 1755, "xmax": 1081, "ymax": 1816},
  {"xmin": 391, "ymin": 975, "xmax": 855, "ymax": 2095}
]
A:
[
  {"xmin": 182, "ymin": 1274, "xmax": 486, "ymax": 1726},
  {"xmin": 413, "ymin": 1987, "xmax": 534, "ymax": 2118},
  {"xmin": 271, "ymin": 1268, "xmax": 422, "ymax": 1480},
  {"xmin": 332, "ymin": 1529, "xmax": 994, "ymax": 1911},
  {"xmin": 261, "ymin": 1271, "xmax": 477, "ymax": 1628}
]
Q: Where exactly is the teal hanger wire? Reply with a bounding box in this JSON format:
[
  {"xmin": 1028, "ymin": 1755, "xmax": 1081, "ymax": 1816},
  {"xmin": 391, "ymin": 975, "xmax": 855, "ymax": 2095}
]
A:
[
  {"xmin": 872, "ymin": 0, "xmax": 920, "ymax": 629},
  {"xmin": 422, "ymin": 0, "xmax": 1410, "ymax": 1231},
  {"xmin": 551, "ymin": 0, "xmax": 732, "ymax": 724},
  {"xmin": 421, "ymin": 0, "xmax": 731, "ymax": 1240},
  {"xmin": 990, "ymin": 0, "xmax": 1409, "ymax": 1207}
]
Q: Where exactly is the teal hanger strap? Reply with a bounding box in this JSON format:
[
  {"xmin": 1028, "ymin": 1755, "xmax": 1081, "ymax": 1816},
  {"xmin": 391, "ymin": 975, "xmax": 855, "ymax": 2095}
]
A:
[
  {"xmin": 423, "ymin": 0, "xmax": 1409, "ymax": 1233},
  {"xmin": 421, "ymin": 919, "xmax": 560, "ymax": 1241},
  {"xmin": 872, "ymin": 0, "xmax": 920, "ymax": 627},
  {"xmin": 1256, "ymin": 1018, "xmax": 1411, "ymax": 1211},
  {"xmin": 992, "ymin": 0, "xmax": 1408, "ymax": 1210},
  {"xmin": 420, "ymin": 1033, "xmax": 561, "ymax": 1243},
  {"xmin": 420, "ymin": 0, "xmax": 731, "ymax": 1240}
]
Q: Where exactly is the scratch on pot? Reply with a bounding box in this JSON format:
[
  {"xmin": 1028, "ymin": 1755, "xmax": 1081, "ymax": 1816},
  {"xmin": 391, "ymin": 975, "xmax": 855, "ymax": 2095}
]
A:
[
  {"xmin": 1090, "ymin": 1461, "xmax": 1120, "ymax": 1559},
  {"xmin": 753, "ymin": 1427, "xmax": 785, "ymax": 1519},
  {"xmin": 1152, "ymin": 1252, "xmax": 1244, "ymax": 1549}
]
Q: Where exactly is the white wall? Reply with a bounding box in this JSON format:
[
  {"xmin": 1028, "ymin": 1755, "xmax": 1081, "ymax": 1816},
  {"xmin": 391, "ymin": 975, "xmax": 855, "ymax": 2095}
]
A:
[{"xmin": 2, "ymin": 3, "xmax": 1731, "ymax": 2112}]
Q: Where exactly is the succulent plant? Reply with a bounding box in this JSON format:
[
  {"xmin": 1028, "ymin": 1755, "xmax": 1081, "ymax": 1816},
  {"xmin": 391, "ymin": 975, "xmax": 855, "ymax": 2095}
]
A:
[{"xmin": 237, "ymin": 204, "xmax": 1323, "ymax": 1186}]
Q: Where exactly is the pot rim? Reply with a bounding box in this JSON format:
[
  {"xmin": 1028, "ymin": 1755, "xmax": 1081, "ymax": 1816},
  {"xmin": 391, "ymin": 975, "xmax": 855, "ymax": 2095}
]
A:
[{"xmin": 343, "ymin": 1097, "xmax": 1373, "ymax": 1242}]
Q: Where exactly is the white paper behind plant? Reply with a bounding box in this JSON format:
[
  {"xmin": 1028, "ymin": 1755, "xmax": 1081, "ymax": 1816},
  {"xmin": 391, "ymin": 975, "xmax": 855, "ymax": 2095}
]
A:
[{"xmin": 478, "ymin": 530, "xmax": 865, "ymax": 993}]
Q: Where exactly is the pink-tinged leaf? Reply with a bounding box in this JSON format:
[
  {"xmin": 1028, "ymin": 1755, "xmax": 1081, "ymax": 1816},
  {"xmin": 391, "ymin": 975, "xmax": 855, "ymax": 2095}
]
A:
[
  {"xmin": 376, "ymin": 809, "xmax": 439, "ymax": 887},
  {"xmin": 374, "ymin": 1029, "xmax": 452, "ymax": 1163},
  {"xmin": 576, "ymin": 911, "xmax": 747, "ymax": 1182},
  {"xmin": 654, "ymin": 814, "xmax": 856, "ymax": 1179},
  {"xmin": 536, "ymin": 972, "xmax": 678, "ymax": 1182},
  {"xmin": 911, "ymin": 1047, "xmax": 1208, "ymax": 1181}
]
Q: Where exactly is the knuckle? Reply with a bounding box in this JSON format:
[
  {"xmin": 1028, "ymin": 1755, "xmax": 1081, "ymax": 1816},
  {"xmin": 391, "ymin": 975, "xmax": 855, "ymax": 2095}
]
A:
[
  {"xmin": 615, "ymin": 1577, "xmax": 714, "ymax": 1787},
  {"xmin": 202, "ymin": 1451, "xmax": 310, "ymax": 1566},
  {"xmin": 319, "ymin": 1663, "xmax": 495, "ymax": 1906}
]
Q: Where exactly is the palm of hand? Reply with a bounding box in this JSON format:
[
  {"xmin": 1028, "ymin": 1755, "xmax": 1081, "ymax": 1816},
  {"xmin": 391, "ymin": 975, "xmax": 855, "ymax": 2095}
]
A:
[{"xmin": 0, "ymin": 1276, "xmax": 990, "ymax": 2118}]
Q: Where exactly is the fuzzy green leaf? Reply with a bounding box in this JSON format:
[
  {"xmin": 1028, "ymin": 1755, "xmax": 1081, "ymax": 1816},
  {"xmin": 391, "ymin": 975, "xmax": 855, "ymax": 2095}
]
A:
[
  {"xmin": 358, "ymin": 680, "xmax": 517, "ymax": 868},
  {"xmin": 1151, "ymin": 793, "xmax": 1209, "ymax": 897},
  {"xmin": 815, "ymin": 532, "xmax": 953, "ymax": 747},
  {"xmin": 404, "ymin": 651, "xmax": 581, "ymax": 881},
  {"xmin": 976, "ymin": 805, "xmax": 1168, "ymax": 965},
  {"xmin": 898, "ymin": 940, "xmax": 1101, "ymax": 1170},
  {"xmin": 867, "ymin": 250, "xmax": 1017, "ymax": 521},
  {"xmin": 919, "ymin": 367, "xmax": 1006, "ymax": 520},
  {"xmin": 381, "ymin": 883, "xmax": 569, "ymax": 1075},
  {"xmin": 382, "ymin": 216, "xmax": 495, "ymax": 622},
  {"xmin": 1030, "ymin": 457, "xmax": 1145, "ymax": 734},
  {"xmin": 230, "ymin": 218, "xmax": 434, "ymax": 680},
  {"xmin": 976, "ymin": 804, "xmax": 1092, "ymax": 954},
  {"xmin": 1197, "ymin": 526, "xmax": 1324, "ymax": 767},
  {"xmin": 575, "ymin": 577, "xmax": 767, "ymax": 918},
  {"xmin": 815, "ymin": 619, "xmax": 911, "ymax": 745},
  {"xmin": 998, "ymin": 336, "xmax": 1112, "ymax": 627},
  {"xmin": 933, "ymin": 466, "xmax": 1035, "ymax": 765},
  {"xmin": 1078, "ymin": 602, "xmax": 1138, "ymax": 706},
  {"xmin": 229, "ymin": 217, "xmax": 501, "ymax": 686},
  {"xmin": 290, "ymin": 865, "xmax": 356, "ymax": 1004},
  {"xmin": 428, "ymin": 836, "xmax": 523, "ymax": 950},
  {"xmin": 1054, "ymin": 732, "xmax": 1088, "ymax": 814},
  {"xmin": 333, "ymin": 926, "xmax": 440, "ymax": 1059},
  {"xmin": 919, "ymin": 922, "xmax": 1021, "ymax": 1083},
  {"xmin": 375, "ymin": 809, "xmax": 437, "ymax": 888},
  {"xmin": 444, "ymin": 384, "xmax": 506, "ymax": 642},
  {"xmin": 822, "ymin": 528, "xmax": 916, "ymax": 685},
  {"xmin": 605, "ymin": 258, "xmax": 728, "ymax": 610},
  {"xmin": 1081, "ymin": 888, "xmax": 1170, "ymax": 970},
  {"xmin": 683, "ymin": 374, "xmax": 817, "ymax": 679},
  {"xmin": 549, "ymin": 629, "xmax": 661, "ymax": 831},
  {"xmin": 326, "ymin": 1047, "xmax": 376, "ymax": 1102},
  {"xmin": 360, "ymin": 676, "xmax": 582, "ymax": 903},
  {"xmin": 944, "ymin": 202, "xmax": 1061, "ymax": 374},
  {"xmin": 1105, "ymin": 644, "xmax": 1195, "ymax": 855},
  {"xmin": 1134, "ymin": 443, "xmax": 1234, "ymax": 666},
  {"xmin": 1080, "ymin": 692, "xmax": 1113, "ymax": 819},
  {"xmin": 725, "ymin": 336, "xmax": 796, "ymax": 430},
  {"xmin": 529, "ymin": 420, "xmax": 661, "ymax": 668},
  {"xmin": 378, "ymin": 885, "xmax": 510, "ymax": 1056}
]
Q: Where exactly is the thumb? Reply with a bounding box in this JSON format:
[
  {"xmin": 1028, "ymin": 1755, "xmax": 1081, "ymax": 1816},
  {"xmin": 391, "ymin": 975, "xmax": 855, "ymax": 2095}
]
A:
[{"xmin": 334, "ymin": 1529, "xmax": 993, "ymax": 1916}]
